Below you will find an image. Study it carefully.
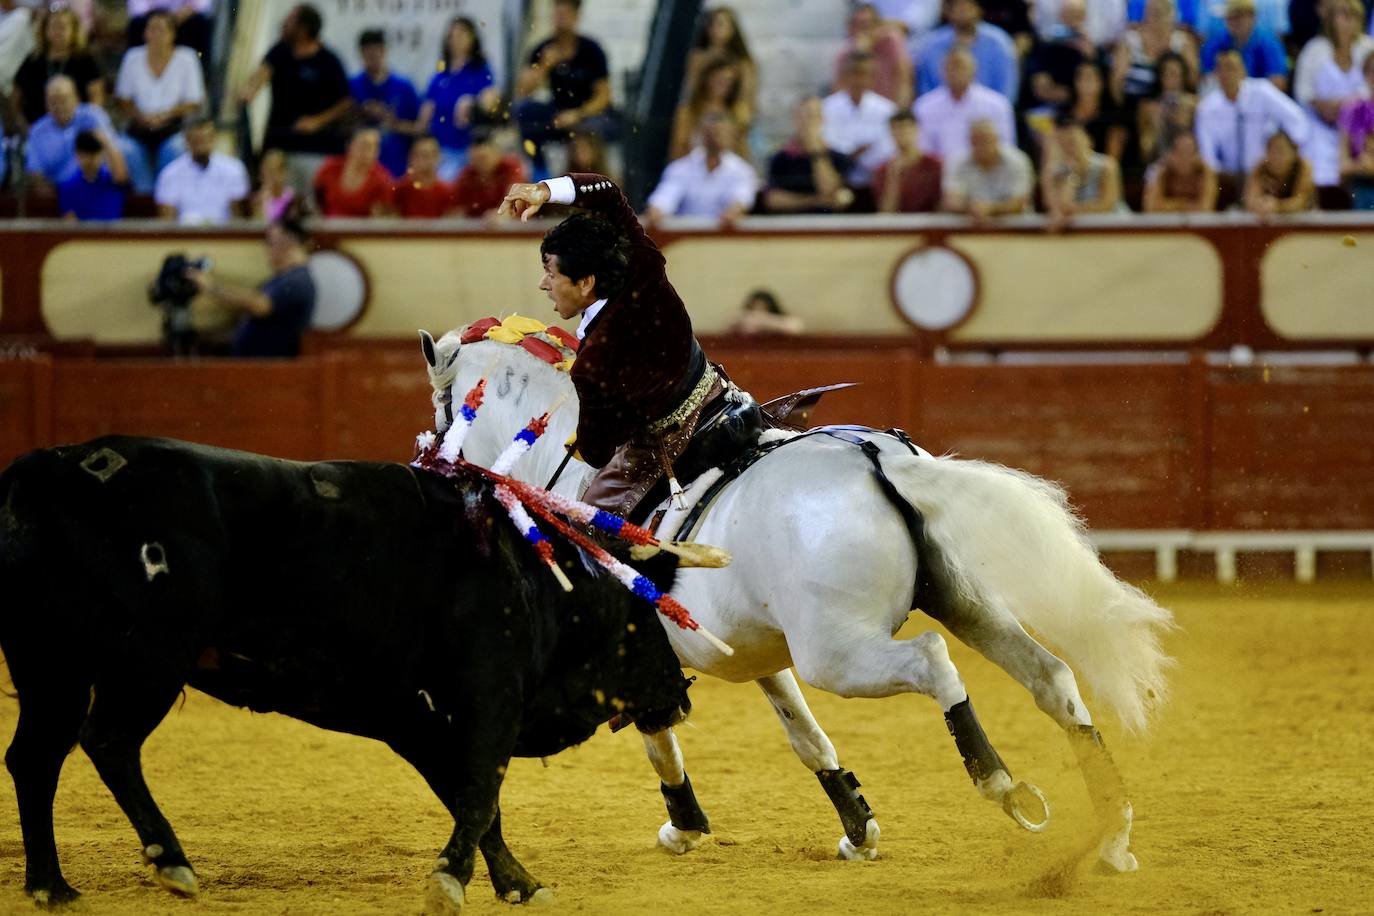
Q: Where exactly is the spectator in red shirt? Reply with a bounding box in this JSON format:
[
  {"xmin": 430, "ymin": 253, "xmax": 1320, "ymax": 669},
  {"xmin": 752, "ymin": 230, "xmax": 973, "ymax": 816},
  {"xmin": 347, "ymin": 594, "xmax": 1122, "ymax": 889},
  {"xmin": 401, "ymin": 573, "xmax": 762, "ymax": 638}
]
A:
[
  {"xmin": 451, "ymin": 128, "xmax": 527, "ymax": 217},
  {"xmin": 393, "ymin": 135, "xmax": 456, "ymax": 218},
  {"xmin": 874, "ymin": 109, "xmax": 944, "ymax": 211},
  {"xmin": 313, "ymin": 127, "xmax": 395, "ymax": 217}
]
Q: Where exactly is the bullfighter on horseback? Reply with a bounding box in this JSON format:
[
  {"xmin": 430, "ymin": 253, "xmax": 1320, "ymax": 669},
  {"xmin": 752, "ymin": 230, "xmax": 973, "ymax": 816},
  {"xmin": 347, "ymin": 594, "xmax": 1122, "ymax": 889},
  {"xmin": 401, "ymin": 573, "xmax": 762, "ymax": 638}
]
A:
[{"xmin": 498, "ymin": 174, "xmax": 749, "ymax": 522}]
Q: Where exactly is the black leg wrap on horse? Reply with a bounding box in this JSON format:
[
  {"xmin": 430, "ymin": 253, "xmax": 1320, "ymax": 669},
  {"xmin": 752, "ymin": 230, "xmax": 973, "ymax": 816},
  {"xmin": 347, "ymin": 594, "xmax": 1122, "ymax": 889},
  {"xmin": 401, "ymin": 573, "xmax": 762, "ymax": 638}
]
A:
[
  {"xmin": 1069, "ymin": 725, "xmax": 1127, "ymax": 812},
  {"xmin": 661, "ymin": 775, "xmax": 711, "ymax": 834},
  {"xmin": 816, "ymin": 768, "xmax": 875, "ymax": 847},
  {"xmin": 945, "ymin": 698, "xmax": 1009, "ymax": 784}
]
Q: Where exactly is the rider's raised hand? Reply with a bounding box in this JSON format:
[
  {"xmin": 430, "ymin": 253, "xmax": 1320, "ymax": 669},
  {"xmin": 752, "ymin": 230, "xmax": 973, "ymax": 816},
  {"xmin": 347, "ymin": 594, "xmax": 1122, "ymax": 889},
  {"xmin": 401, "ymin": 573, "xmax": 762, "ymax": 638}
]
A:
[{"xmin": 498, "ymin": 182, "xmax": 552, "ymax": 222}]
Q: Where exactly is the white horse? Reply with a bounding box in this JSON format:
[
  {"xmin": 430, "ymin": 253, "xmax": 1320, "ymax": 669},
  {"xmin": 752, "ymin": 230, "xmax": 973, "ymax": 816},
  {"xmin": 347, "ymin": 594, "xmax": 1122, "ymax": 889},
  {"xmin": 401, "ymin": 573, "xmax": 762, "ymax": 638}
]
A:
[{"xmin": 419, "ymin": 326, "xmax": 1174, "ymax": 872}]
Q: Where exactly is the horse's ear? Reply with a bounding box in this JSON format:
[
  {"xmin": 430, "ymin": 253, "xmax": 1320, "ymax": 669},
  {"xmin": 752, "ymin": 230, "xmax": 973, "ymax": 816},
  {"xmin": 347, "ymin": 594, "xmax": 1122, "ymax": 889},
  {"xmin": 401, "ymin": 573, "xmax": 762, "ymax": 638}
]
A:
[{"xmin": 418, "ymin": 329, "xmax": 437, "ymax": 368}]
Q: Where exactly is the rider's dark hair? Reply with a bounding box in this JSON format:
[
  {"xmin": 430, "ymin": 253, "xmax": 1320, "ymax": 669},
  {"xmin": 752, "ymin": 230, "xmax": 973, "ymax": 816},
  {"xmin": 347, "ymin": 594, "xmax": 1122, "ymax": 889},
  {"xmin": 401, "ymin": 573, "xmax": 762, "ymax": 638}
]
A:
[{"xmin": 540, "ymin": 213, "xmax": 630, "ymax": 300}]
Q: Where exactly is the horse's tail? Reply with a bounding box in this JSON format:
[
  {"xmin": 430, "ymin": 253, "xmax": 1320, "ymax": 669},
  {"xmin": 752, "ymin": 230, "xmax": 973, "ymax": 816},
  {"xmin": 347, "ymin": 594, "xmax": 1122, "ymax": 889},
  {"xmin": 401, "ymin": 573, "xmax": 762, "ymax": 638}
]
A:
[{"xmin": 886, "ymin": 453, "xmax": 1175, "ymax": 733}]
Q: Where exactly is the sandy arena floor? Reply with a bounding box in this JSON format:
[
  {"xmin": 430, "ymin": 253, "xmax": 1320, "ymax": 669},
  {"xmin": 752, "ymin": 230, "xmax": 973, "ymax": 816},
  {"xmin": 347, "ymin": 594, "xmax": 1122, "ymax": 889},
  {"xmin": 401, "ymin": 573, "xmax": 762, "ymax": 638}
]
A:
[{"xmin": 0, "ymin": 582, "xmax": 1370, "ymax": 915}]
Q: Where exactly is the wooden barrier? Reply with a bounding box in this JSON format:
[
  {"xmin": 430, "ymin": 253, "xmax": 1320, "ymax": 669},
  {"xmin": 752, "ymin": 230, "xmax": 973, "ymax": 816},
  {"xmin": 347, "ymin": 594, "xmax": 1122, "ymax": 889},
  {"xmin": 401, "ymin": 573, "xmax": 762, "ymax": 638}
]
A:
[
  {"xmin": 3, "ymin": 345, "xmax": 1372, "ymax": 532},
  {"xmin": 3, "ymin": 215, "xmax": 1374, "ymax": 352}
]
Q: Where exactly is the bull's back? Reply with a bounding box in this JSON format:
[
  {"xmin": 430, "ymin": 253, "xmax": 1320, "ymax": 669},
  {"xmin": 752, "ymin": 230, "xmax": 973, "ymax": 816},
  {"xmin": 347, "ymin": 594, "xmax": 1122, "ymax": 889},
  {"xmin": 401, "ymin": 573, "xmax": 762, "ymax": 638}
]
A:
[{"xmin": 0, "ymin": 437, "xmax": 450, "ymax": 672}]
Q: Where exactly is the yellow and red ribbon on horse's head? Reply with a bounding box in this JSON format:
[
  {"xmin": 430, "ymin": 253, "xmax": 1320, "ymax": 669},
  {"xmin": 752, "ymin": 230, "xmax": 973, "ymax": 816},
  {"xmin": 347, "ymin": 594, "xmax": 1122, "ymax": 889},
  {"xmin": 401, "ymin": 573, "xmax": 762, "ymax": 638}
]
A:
[{"xmin": 461, "ymin": 315, "xmax": 578, "ymax": 372}]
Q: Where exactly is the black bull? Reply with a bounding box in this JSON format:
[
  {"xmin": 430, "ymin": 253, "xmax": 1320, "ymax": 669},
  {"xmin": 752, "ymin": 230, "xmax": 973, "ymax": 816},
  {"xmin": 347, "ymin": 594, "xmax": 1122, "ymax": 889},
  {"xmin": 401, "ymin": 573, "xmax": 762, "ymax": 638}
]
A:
[{"xmin": 0, "ymin": 436, "xmax": 691, "ymax": 909}]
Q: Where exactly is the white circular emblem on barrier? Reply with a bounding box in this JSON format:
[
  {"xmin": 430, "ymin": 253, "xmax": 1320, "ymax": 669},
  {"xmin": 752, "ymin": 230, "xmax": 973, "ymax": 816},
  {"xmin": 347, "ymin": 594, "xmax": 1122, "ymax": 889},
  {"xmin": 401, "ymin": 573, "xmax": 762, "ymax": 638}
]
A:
[
  {"xmin": 307, "ymin": 250, "xmax": 367, "ymax": 331},
  {"xmin": 891, "ymin": 246, "xmax": 977, "ymax": 331}
]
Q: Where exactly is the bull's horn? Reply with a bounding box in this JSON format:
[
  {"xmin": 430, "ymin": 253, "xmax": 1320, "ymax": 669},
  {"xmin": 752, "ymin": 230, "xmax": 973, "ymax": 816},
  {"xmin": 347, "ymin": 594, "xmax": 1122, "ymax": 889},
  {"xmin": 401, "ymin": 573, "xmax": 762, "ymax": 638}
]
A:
[{"xmin": 630, "ymin": 541, "xmax": 731, "ymax": 568}]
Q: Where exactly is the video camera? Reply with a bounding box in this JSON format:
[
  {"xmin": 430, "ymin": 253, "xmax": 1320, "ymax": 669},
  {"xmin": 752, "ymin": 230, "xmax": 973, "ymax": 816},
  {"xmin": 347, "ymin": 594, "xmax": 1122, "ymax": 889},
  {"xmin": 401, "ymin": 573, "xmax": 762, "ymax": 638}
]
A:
[{"xmin": 148, "ymin": 253, "xmax": 212, "ymax": 356}]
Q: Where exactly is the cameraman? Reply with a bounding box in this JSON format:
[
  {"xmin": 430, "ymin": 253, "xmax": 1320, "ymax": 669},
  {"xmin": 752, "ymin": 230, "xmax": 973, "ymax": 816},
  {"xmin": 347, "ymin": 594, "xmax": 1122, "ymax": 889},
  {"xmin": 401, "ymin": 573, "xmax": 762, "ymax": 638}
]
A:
[{"xmin": 186, "ymin": 217, "xmax": 316, "ymax": 357}]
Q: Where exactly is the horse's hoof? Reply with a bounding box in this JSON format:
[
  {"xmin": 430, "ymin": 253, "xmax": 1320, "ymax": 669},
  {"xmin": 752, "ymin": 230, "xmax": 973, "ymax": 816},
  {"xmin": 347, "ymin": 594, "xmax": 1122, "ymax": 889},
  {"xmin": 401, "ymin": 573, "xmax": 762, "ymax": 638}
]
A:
[
  {"xmin": 527, "ymin": 887, "xmax": 555, "ymax": 905},
  {"xmin": 976, "ymin": 768, "xmax": 1014, "ymax": 802},
  {"xmin": 425, "ymin": 872, "xmax": 466, "ymax": 915},
  {"xmin": 155, "ymin": 864, "xmax": 199, "ymax": 897},
  {"xmin": 1095, "ymin": 801, "xmax": 1136, "ymax": 873},
  {"xmin": 836, "ymin": 818, "xmax": 880, "ymax": 861},
  {"xmin": 657, "ymin": 821, "xmax": 703, "ymax": 854},
  {"xmin": 1003, "ymin": 782, "xmax": 1051, "ymax": 833},
  {"xmin": 1097, "ymin": 849, "xmax": 1139, "ymax": 874}
]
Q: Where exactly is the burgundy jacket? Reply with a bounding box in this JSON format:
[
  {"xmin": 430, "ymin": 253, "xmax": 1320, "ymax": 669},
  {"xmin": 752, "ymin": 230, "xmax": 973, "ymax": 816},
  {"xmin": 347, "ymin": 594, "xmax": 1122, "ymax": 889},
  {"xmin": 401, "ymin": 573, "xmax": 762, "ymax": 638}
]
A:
[{"xmin": 564, "ymin": 174, "xmax": 701, "ymax": 468}]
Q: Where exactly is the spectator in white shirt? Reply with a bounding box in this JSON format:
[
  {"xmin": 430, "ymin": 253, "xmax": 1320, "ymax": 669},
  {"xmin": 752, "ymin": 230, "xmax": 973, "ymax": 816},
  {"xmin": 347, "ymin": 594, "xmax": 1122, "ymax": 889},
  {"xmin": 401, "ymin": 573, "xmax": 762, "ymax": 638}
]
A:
[
  {"xmin": 154, "ymin": 117, "xmax": 250, "ymax": 223},
  {"xmin": 115, "ymin": 10, "xmax": 205, "ymax": 175},
  {"xmin": 821, "ymin": 50, "xmax": 898, "ymax": 189},
  {"xmin": 127, "ymin": 0, "xmax": 213, "ymax": 60},
  {"xmin": 0, "ymin": 0, "xmax": 34, "ymax": 95},
  {"xmin": 1195, "ymin": 50, "xmax": 1308, "ymax": 187},
  {"xmin": 913, "ymin": 47, "xmax": 1016, "ymax": 162},
  {"xmin": 941, "ymin": 118, "xmax": 1034, "ymax": 219},
  {"xmin": 1291, "ymin": 0, "xmax": 1374, "ymax": 187},
  {"xmin": 645, "ymin": 112, "xmax": 757, "ymax": 224}
]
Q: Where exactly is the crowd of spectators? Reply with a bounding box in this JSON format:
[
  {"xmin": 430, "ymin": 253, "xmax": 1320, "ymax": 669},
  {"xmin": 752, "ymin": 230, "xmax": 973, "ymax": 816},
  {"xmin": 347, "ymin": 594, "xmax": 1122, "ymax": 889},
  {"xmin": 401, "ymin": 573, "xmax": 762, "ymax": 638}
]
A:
[
  {"xmin": 4, "ymin": 0, "xmax": 1374, "ymax": 226},
  {"xmin": 651, "ymin": 0, "xmax": 1374, "ymax": 222},
  {"xmin": 0, "ymin": 0, "xmax": 544, "ymax": 221}
]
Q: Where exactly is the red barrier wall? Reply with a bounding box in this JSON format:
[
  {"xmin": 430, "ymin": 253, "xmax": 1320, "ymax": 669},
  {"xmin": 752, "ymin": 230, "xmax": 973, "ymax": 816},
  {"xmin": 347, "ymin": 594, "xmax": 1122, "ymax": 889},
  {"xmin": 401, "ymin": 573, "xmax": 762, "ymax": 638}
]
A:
[{"xmin": 3, "ymin": 346, "xmax": 1372, "ymax": 531}]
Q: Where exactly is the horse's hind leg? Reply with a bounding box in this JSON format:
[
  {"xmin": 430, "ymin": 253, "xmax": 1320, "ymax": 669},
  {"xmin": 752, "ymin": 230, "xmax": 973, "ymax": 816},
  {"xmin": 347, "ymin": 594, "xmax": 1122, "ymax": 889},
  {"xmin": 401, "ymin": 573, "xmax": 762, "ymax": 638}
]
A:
[
  {"xmin": 937, "ymin": 608, "xmax": 1137, "ymax": 872},
  {"xmin": 755, "ymin": 671, "xmax": 881, "ymax": 861},
  {"xmin": 4, "ymin": 677, "xmax": 92, "ymax": 908},
  {"xmin": 641, "ymin": 727, "xmax": 711, "ymax": 854},
  {"xmin": 789, "ymin": 625, "xmax": 1045, "ymax": 830},
  {"xmin": 79, "ymin": 674, "xmax": 199, "ymax": 896}
]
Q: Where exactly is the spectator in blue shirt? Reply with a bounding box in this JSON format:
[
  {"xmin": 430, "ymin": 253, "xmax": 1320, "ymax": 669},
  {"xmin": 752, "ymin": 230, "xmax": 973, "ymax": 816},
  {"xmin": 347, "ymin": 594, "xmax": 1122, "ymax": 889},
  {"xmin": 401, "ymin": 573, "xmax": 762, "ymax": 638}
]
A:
[
  {"xmin": 915, "ymin": 0, "xmax": 1020, "ymax": 100},
  {"xmin": 1194, "ymin": 0, "xmax": 1288, "ymax": 41},
  {"xmin": 58, "ymin": 129, "xmax": 129, "ymax": 220},
  {"xmin": 421, "ymin": 17, "xmax": 496, "ymax": 181},
  {"xmin": 26, "ymin": 75, "xmax": 132, "ymax": 191},
  {"xmin": 349, "ymin": 29, "xmax": 422, "ymax": 178},
  {"xmin": 1200, "ymin": 0, "xmax": 1289, "ymax": 91}
]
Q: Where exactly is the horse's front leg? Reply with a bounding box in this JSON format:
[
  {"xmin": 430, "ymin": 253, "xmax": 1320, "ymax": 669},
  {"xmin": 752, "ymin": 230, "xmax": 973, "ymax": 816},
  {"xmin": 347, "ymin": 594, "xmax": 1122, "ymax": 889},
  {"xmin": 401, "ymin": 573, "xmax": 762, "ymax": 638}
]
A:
[
  {"xmin": 640, "ymin": 727, "xmax": 710, "ymax": 853},
  {"xmin": 756, "ymin": 671, "xmax": 881, "ymax": 861}
]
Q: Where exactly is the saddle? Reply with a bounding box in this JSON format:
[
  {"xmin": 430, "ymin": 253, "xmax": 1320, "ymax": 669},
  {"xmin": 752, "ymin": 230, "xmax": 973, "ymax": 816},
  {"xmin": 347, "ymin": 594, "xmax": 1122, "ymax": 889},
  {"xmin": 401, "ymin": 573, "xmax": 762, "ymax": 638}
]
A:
[
  {"xmin": 582, "ymin": 378, "xmax": 861, "ymax": 528},
  {"xmin": 673, "ymin": 383, "xmax": 857, "ymax": 487}
]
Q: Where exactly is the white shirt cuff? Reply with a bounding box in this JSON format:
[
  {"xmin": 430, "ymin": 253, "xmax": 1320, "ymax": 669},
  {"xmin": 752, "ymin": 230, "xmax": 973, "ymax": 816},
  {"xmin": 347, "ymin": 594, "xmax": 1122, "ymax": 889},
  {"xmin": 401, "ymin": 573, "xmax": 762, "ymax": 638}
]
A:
[{"xmin": 544, "ymin": 175, "xmax": 577, "ymax": 205}]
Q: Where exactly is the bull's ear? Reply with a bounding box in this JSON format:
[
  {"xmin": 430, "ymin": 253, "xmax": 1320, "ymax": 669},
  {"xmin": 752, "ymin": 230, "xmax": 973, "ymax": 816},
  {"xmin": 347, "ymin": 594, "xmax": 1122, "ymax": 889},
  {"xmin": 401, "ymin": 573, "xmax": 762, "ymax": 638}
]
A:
[{"xmin": 419, "ymin": 329, "xmax": 437, "ymax": 368}]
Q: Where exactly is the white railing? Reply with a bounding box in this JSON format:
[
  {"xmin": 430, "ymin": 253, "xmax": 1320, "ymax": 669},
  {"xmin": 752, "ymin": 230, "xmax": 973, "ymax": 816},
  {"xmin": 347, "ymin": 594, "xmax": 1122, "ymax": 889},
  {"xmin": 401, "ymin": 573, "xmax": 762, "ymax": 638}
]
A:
[{"xmin": 1090, "ymin": 530, "xmax": 1374, "ymax": 583}]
